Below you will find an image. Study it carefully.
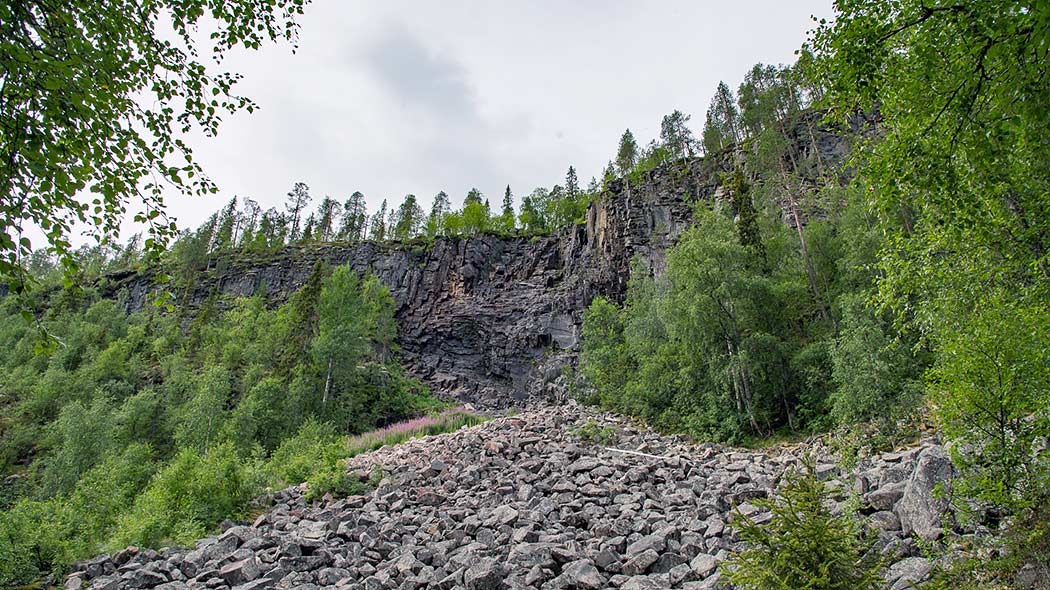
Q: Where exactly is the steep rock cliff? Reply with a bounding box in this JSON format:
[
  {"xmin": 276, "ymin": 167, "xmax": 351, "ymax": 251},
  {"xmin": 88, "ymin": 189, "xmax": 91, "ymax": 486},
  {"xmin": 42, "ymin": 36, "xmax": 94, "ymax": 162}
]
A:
[{"xmin": 108, "ymin": 115, "xmax": 855, "ymax": 408}]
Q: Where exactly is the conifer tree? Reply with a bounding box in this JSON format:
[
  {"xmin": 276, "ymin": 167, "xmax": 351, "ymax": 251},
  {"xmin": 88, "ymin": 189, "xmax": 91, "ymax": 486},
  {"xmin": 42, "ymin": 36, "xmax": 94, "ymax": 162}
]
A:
[
  {"xmin": 495, "ymin": 185, "xmax": 516, "ymax": 234},
  {"xmin": 369, "ymin": 199, "xmax": 388, "ymax": 241},
  {"xmin": 615, "ymin": 130, "xmax": 638, "ymax": 175},
  {"xmin": 703, "ymin": 81, "xmax": 741, "ymax": 154},
  {"xmin": 565, "ymin": 167, "xmax": 580, "ymax": 200},
  {"xmin": 238, "ymin": 199, "xmax": 261, "ymax": 247},
  {"xmin": 659, "ymin": 110, "xmax": 697, "ymax": 159},
  {"xmin": 315, "ymin": 197, "xmax": 340, "ymax": 242},
  {"xmin": 300, "ymin": 213, "xmax": 316, "ymax": 242},
  {"xmin": 285, "ymin": 182, "xmax": 312, "ymax": 241},
  {"xmin": 213, "ymin": 197, "xmax": 238, "ymax": 250},
  {"xmin": 339, "ymin": 192, "xmax": 367, "ymax": 242},
  {"xmin": 426, "ymin": 191, "xmax": 451, "ymax": 238},
  {"xmin": 392, "ymin": 195, "xmax": 424, "ymax": 241}
]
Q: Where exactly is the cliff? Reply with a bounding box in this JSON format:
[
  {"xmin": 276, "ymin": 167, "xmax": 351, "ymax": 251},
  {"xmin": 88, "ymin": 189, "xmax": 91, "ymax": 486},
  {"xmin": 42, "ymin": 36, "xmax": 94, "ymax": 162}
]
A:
[{"xmin": 106, "ymin": 114, "xmax": 855, "ymax": 408}]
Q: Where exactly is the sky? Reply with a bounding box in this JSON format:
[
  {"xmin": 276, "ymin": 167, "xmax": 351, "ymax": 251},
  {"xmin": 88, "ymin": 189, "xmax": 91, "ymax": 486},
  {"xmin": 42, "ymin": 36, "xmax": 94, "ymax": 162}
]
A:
[{"xmin": 89, "ymin": 0, "xmax": 836, "ymax": 243}]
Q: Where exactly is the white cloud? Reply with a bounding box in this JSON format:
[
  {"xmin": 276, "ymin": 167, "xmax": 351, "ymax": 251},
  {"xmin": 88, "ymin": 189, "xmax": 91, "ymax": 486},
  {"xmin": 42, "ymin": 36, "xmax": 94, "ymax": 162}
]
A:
[{"xmin": 39, "ymin": 0, "xmax": 836, "ymax": 247}]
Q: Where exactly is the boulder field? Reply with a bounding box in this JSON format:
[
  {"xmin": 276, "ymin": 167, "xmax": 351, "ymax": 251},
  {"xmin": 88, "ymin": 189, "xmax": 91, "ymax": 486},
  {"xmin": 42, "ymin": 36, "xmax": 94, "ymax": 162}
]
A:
[{"xmin": 67, "ymin": 404, "xmax": 964, "ymax": 590}]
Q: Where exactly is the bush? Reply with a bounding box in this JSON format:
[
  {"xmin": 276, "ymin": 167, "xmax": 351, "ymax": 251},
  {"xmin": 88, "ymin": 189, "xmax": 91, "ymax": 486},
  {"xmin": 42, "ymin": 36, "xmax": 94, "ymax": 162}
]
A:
[
  {"xmin": 264, "ymin": 419, "xmax": 343, "ymax": 489},
  {"xmin": 0, "ymin": 444, "xmax": 155, "ymax": 587},
  {"xmin": 570, "ymin": 420, "xmax": 618, "ymax": 445},
  {"xmin": 110, "ymin": 443, "xmax": 260, "ymax": 549},
  {"xmin": 727, "ymin": 459, "xmax": 883, "ymax": 590}
]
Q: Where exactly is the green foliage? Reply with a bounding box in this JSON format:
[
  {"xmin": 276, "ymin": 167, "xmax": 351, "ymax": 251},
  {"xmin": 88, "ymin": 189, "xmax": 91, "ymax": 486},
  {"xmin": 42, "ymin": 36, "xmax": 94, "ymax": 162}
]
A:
[
  {"xmin": 727, "ymin": 460, "xmax": 883, "ymax": 590},
  {"xmin": 111, "ymin": 443, "xmax": 259, "ymax": 549},
  {"xmin": 581, "ymin": 204, "xmax": 842, "ymax": 443},
  {"xmin": 0, "ymin": 0, "xmax": 308, "ymax": 300},
  {"xmin": 570, "ymin": 420, "xmax": 618, "ymax": 446},
  {"xmin": 265, "ymin": 419, "xmax": 344, "ymax": 490},
  {"xmin": 829, "ymin": 292, "xmax": 923, "ymax": 426},
  {"xmin": 703, "ymin": 81, "xmax": 740, "ymax": 153},
  {"xmin": 39, "ymin": 397, "xmax": 115, "ymax": 498},
  {"xmin": 0, "ymin": 444, "xmax": 155, "ymax": 586},
  {"xmin": 615, "ymin": 129, "xmax": 639, "ymax": 175},
  {"xmin": 808, "ymin": 0, "xmax": 1050, "ymax": 535},
  {"xmin": 579, "ymin": 296, "xmax": 632, "ymax": 407},
  {"xmin": 0, "ymin": 261, "xmax": 445, "ymax": 586},
  {"xmin": 930, "ymin": 295, "xmax": 1049, "ymax": 513}
]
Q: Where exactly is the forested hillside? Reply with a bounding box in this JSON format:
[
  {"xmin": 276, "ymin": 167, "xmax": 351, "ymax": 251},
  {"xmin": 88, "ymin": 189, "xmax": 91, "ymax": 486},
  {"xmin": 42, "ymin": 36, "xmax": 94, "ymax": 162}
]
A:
[
  {"xmin": 0, "ymin": 260, "xmax": 492, "ymax": 585},
  {"xmin": 0, "ymin": 0, "xmax": 1046, "ymax": 588},
  {"xmin": 581, "ymin": 2, "xmax": 1049, "ymax": 586}
]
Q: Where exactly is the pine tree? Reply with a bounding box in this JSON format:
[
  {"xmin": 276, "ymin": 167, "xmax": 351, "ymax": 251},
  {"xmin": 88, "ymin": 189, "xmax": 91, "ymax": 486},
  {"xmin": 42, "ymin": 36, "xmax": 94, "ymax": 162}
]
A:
[
  {"xmin": 213, "ymin": 197, "xmax": 238, "ymax": 250},
  {"xmin": 660, "ymin": 110, "xmax": 697, "ymax": 159},
  {"xmin": 703, "ymin": 81, "xmax": 741, "ymax": 154},
  {"xmin": 285, "ymin": 182, "xmax": 312, "ymax": 241},
  {"xmin": 392, "ymin": 194, "xmax": 424, "ymax": 241},
  {"xmin": 315, "ymin": 197, "xmax": 340, "ymax": 242},
  {"xmin": 339, "ymin": 191, "xmax": 368, "ymax": 242},
  {"xmin": 369, "ymin": 199, "xmax": 388, "ymax": 241},
  {"xmin": 239, "ymin": 198, "xmax": 261, "ymax": 247},
  {"xmin": 300, "ymin": 213, "xmax": 316, "ymax": 242},
  {"xmin": 426, "ymin": 191, "xmax": 451, "ymax": 238},
  {"xmin": 586, "ymin": 176, "xmax": 600, "ymax": 195}
]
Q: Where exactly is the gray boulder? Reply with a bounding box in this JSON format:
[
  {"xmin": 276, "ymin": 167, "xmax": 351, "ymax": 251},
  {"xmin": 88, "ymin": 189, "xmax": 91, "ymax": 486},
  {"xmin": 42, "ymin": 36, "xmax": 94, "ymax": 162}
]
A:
[{"xmin": 896, "ymin": 446, "xmax": 955, "ymax": 540}]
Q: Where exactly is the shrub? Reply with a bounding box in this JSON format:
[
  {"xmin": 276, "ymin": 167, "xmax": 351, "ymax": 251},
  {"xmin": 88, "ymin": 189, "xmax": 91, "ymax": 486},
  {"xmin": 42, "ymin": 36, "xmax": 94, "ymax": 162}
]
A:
[
  {"xmin": 265, "ymin": 419, "xmax": 343, "ymax": 489},
  {"xmin": 570, "ymin": 420, "xmax": 618, "ymax": 445},
  {"xmin": 727, "ymin": 459, "xmax": 883, "ymax": 590},
  {"xmin": 110, "ymin": 443, "xmax": 260, "ymax": 549}
]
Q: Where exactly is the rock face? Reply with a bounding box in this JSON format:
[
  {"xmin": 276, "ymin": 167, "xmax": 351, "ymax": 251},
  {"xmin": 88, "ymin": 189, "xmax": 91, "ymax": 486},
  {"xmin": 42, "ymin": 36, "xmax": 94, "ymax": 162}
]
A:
[
  {"xmin": 103, "ymin": 116, "xmax": 855, "ymax": 408},
  {"xmin": 69, "ymin": 403, "xmax": 958, "ymax": 590},
  {"xmin": 106, "ymin": 168, "xmax": 717, "ymax": 409}
]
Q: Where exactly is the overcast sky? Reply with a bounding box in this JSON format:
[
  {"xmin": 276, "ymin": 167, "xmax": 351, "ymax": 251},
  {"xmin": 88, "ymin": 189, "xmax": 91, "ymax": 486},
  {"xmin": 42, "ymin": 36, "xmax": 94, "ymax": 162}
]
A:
[{"xmin": 108, "ymin": 0, "xmax": 836, "ymax": 242}]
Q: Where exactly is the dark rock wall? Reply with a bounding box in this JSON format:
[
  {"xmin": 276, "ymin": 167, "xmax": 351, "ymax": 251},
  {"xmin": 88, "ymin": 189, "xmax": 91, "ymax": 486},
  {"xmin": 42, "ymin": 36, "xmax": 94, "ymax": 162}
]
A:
[{"xmin": 109, "ymin": 119, "xmax": 853, "ymax": 408}]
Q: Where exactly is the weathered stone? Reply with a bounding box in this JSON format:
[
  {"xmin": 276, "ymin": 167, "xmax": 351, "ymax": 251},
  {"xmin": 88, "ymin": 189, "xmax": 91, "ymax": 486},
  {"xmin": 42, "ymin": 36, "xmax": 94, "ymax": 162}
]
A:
[
  {"xmin": 626, "ymin": 534, "xmax": 666, "ymax": 557},
  {"xmin": 218, "ymin": 558, "xmax": 260, "ymax": 586},
  {"xmin": 620, "ymin": 575, "xmax": 668, "ymax": 590},
  {"xmin": 621, "ymin": 549, "xmax": 660, "ymax": 576},
  {"xmin": 560, "ymin": 560, "xmax": 605, "ymax": 590},
  {"xmin": 896, "ymin": 446, "xmax": 955, "ymax": 541},
  {"xmin": 689, "ymin": 554, "xmax": 717, "ymax": 579},
  {"xmin": 864, "ymin": 481, "xmax": 906, "ymax": 512},
  {"xmin": 885, "ymin": 557, "xmax": 933, "ymax": 590},
  {"xmin": 68, "ymin": 402, "xmax": 963, "ymax": 590},
  {"xmin": 464, "ymin": 558, "xmax": 504, "ymax": 590}
]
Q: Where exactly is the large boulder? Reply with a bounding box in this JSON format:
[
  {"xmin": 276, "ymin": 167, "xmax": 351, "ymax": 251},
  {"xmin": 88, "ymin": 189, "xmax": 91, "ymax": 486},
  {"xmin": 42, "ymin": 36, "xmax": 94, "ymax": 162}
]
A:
[{"xmin": 896, "ymin": 445, "xmax": 955, "ymax": 540}]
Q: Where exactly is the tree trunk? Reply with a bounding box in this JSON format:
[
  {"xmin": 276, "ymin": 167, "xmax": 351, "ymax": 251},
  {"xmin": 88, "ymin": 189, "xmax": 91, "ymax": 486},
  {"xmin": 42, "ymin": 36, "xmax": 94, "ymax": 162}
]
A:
[{"xmin": 322, "ymin": 358, "xmax": 332, "ymax": 408}]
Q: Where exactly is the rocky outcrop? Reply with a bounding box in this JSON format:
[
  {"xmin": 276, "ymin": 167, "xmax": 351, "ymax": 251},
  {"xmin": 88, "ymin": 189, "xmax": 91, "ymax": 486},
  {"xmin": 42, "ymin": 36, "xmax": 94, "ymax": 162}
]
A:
[
  {"xmin": 104, "ymin": 115, "xmax": 856, "ymax": 409},
  {"xmin": 67, "ymin": 403, "xmax": 964, "ymax": 590},
  {"xmin": 107, "ymin": 168, "xmax": 710, "ymax": 409}
]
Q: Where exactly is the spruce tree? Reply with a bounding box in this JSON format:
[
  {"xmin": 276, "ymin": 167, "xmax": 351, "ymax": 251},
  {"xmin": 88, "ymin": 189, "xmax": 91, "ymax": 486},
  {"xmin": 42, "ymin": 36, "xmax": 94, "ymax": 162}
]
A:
[
  {"xmin": 565, "ymin": 167, "xmax": 580, "ymax": 199},
  {"xmin": 615, "ymin": 130, "xmax": 638, "ymax": 175}
]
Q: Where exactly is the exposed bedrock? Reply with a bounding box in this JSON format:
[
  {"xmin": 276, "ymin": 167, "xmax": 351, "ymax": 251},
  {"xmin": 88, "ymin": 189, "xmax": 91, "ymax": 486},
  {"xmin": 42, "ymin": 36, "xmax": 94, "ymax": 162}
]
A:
[{"xmin": 107, "ymin": 116, "xmax": 855, "ymax": 408}]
